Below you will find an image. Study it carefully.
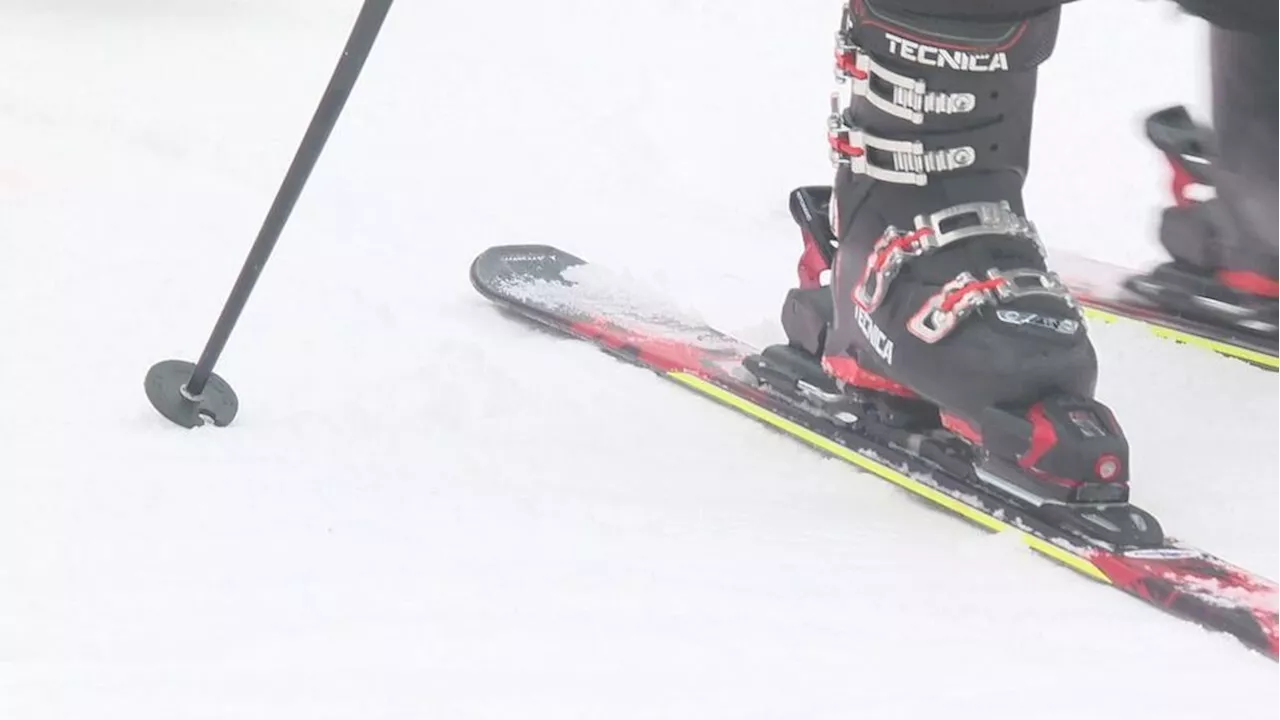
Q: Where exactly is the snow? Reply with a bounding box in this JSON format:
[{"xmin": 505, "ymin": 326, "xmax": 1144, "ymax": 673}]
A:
[
  {"xmin": 1, "ymin": 1, "xmax": 1276, "ymax": 718},
  {"xmin": 501, "ymin": 260, "xmax": 718, "ymax": 337}
]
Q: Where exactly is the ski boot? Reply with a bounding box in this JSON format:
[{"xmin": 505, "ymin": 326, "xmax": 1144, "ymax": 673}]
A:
[
  {"xmin": 748, "ymin": 1, "xmax": 1158, "ymax": 546},
  {"xmin": 1127, "ymin": 26, "xmax": 1277, "ymax": 336}
]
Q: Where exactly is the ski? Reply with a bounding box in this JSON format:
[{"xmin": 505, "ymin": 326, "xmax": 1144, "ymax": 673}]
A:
[
  {"xmin": 470, "ymin": 242, "xmax": 1278, "ymax": 660},
  {"xmin": 1054, "ymin": 250, "xmax": 1278, "ymax": 372}
]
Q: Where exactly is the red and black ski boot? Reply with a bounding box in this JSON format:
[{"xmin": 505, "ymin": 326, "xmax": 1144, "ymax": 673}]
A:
[
  {"xmin": 752, "ymin": 1, "xmax": 1154, "ymax": 545},
  {"xmin": 1125, "ymin": 28, "xmax": 1277, "ymax": 336}
]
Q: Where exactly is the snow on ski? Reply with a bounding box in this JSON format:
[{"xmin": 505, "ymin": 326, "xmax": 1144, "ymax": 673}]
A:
[{"xmin": 469, "ymin": 243, "xmax": 1279, "ymax": 660}]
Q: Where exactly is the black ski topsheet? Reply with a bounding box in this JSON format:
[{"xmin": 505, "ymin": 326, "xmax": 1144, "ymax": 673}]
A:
[
  {"xmin": 470, "ymin": 243, "xmax": 1279, "ymax": 660},
  {"xmin": 1052, "ymin": 251, "xmax": 1278, "ymax": 371}
]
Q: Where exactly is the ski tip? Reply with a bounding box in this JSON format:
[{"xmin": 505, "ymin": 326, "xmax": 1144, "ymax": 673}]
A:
[{"xmin": 469, "ymin": 244, "xmax": 586, "ymax": 297}]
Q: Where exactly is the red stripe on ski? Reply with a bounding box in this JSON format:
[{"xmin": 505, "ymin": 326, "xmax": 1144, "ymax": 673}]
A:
[
  {"xmin": 1089, "ymin": 550, "xmax": 1279, "ymax": 657},
  {"xmin": 572, "ymin": 318, "xmax": 717, "ymax": 375}
]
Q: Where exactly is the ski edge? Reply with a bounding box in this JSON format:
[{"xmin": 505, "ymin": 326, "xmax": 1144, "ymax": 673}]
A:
[{"xmin": 1081, "ymin": 306, "xmax": 1279, "ymax": 371}]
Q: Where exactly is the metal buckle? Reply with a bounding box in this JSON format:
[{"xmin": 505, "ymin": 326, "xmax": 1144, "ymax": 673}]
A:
[
  {"xmin": 907, "ymin": 267, "xmax": 1078, "ymax": 344},
  {"xmin": 827, "ymin": 95, "xmax": 975, "ymax": 185},
  {"xmin": 834, "ymin": 39, "xmax": 976, "ymax": 125},
  {"xmin": 908, "ymin": 272, "xmax": 991, "ymax": 343},
  {"xmin": 914, "ymin": 201, "xmax": 1046, "ymax": 258},
  {"xmin": 853, "ymin": 201, "xmax": 1042, "ymax": 312},
  {"xmin": 989, "ymin": 267, "xmax": 1077, "ymax": 311},
  {"xmin": 853, "ymin": 226, "xmax": 937, "ymax": 311}
]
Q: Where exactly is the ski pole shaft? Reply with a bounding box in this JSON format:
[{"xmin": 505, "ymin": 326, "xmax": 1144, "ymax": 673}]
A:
[{"xmin": 186, "ymin": 0, "xmax": 394, "ymax": 396}]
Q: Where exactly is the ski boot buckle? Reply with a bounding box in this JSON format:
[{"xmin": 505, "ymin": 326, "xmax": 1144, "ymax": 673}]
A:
[
  {"xmin": 854, "ymin": 201, "xmax": 1047, "ymax": 314},
  {"xmin": 914, "ymin": 201, "xmax": 1046, "ymax": 258},
  {"xmin": 908, "ymin": 267, "xmax": 1077, "ymax": 344},
  {"xmin": 833, "ymin": 33, "xmax": 975, "ymax": 125},
  {"xmin": 826, "ymin": 98, "xmax": 976, "ymax": 185}
]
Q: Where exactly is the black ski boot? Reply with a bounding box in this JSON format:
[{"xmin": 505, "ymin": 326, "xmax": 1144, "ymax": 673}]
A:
[
  {"xmin": 757, "ymin": 1, "xmax": 1139, "ymax": 522},
  {"xmin": 1127, "ymin": 27, "xmax": 1278, "ymax": 337}
]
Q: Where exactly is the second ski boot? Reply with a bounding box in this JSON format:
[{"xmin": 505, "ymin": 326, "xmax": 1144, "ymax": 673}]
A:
[
  {"xmin": 1127, "ymin": 28, "xmax": 1278, "ymax": 336},
  {"xmin": 755, "ymin": 1, "xmax": 1149, "ymax": 540}
]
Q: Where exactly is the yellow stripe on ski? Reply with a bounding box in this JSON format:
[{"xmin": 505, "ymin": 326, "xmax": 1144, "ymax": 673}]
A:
[
  {"xmin": 1082, "ymin": 307, "xmax": 1279, "ymax": 371},
  {"xmin": 667, "ymin": 371, "xmax": 1112, "ymax": 584}
]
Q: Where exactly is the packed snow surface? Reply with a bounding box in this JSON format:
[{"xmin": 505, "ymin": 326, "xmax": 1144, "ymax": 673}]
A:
[{"xmin": 2, "ymin": 1, "xmax": 1275, "ymax": 718}]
